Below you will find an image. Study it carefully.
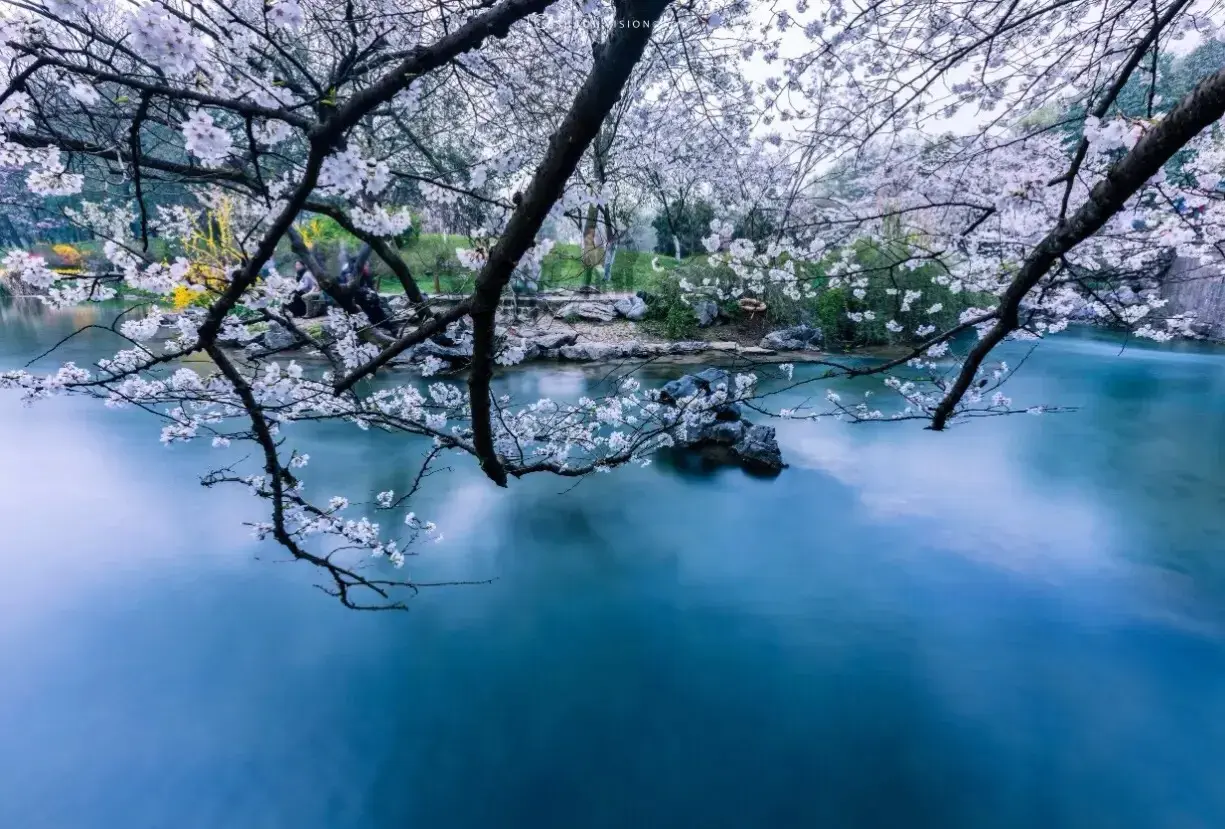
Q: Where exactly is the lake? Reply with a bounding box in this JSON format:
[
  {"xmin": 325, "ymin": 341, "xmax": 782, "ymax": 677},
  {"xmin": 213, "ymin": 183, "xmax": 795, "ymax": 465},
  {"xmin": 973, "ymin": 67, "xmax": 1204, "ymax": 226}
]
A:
[{"xmin": 2, "ymin": 297, "xmax": 1225, "ymax": 829}]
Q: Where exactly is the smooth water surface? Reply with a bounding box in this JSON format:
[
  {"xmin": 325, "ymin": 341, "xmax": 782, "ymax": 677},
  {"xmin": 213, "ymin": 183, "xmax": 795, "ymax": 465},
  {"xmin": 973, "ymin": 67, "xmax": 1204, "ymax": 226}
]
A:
[{"xmin": 2, "ymin": 298, "xmax": 1225, "ymax": 828}]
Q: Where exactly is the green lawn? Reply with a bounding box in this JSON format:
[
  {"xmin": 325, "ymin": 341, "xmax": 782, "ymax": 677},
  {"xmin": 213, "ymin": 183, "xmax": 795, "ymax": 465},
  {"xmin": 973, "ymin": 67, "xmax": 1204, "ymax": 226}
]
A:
[{"xmin": 376, "ymin": 235, "xmax": 680, "ymax": 295}]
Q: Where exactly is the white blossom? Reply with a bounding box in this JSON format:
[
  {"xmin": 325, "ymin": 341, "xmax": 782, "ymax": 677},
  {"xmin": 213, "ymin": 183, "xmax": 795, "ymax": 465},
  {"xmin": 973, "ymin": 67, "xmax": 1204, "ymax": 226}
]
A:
[{"xmin": 181, "ymin": 110, "xmax": 233, "ymax": 166}]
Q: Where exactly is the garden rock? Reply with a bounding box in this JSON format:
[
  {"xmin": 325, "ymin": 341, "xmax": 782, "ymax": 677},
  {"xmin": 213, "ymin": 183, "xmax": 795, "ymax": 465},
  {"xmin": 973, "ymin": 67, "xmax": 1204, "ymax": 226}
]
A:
[
  {"xmin": 761, "ymin": 324, "xmax": 823, "ymax": 351},
  {"xmin": 559, "ymin": 341, "xmax": 646, "ymax": 361},
  {"xmin": 502, "ymin": 338, "xmax": 542, "ymax": 362},
  {"xmin": 260, "ymin": 322, "xmax": 296, "ymax": 352},
  {"xmin": 694, "ymin": 299, "xmax": 719, "ymax": 328},
  {"xmin": 703, "ymin": 419, "xmax": 747, "ymax": 445},
  {"xmin": 657, "ymin": 368, "xmax": 786, "ymax": 475},
  {"xmin": 556, "ymin": 301, "xmax": 617, "ymax": 322},
  {"xmin": 528, "ymin": 331, "xmax": 578, "ymax": 350},
  {"xmin": 733, "ymin": 424, "xmax": 785, "ymax": 473},
  {"xmin": 667, "ymin": 341, "xmax": 710, "ymax": 354},
  {"xmin": 415, "ymin": 339, "xmax": 473, "ymax": 361},
  {"xmin": 1065, "ymin": 293, "xmax": 1098, "ymax": 321},
  {"xmin": 694, "ymin": 367, "xmax": 732, "ymax": 390},
  {"xmin": 613, "ymin": 295, "xmax": 648, "ymax": 321},
  {"xmin": 660, "ymin": 374, "xmax": 701, "ymax": 404}
]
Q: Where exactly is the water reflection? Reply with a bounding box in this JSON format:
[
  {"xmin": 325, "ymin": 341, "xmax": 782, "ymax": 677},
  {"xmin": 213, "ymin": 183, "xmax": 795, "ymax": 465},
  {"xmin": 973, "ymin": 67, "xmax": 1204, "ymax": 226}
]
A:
[
  {"xmin": 779, "ymin": 424, "xmax": 1112, "ymax": 576},
  {"xmin": 4, "ymin": 298, "xmax": 1225, "ymax": 829}
]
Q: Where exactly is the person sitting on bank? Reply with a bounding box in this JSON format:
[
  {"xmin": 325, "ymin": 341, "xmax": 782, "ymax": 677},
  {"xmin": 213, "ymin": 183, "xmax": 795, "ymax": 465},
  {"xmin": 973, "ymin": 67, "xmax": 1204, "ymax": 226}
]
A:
[{"xmin": 286, "ymin": 261, "xmax": 320, "ymax": 317}]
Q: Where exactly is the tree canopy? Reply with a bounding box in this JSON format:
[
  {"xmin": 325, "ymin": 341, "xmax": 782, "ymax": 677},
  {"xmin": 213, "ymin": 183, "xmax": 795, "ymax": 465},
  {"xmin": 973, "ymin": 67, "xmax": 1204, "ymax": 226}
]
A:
[{"xmin": 4, "ymin": 0, "xmax": 1225, "ymax": 606}]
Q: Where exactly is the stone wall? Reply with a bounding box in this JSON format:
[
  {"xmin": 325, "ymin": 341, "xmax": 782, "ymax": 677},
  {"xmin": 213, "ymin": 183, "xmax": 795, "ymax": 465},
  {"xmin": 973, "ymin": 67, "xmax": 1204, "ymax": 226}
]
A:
[{"xmin": 1161, "ymin": 253, "xmax": 1225, "ymax": 339}]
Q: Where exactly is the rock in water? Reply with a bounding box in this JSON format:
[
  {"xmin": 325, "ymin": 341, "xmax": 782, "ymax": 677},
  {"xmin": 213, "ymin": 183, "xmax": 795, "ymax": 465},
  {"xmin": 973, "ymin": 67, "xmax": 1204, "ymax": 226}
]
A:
[
  {"xmin": 693, "ymin": 367, "xmax": 732, "ymax": 390},
  {"xmin": 556, "ymin": 301, "xmax": 617, "ymax": 322},
  {"xmin": 694, "ymin": 299, "xmax": 719, "ymax": 328},
  {"xmin": 704, "ymin": 419, "xmax": 747, "ymax": 445},
  {"xmin": 761, "ymin": 324, "xmax": 823, "ymax": 351},
  {"xmin": 733, "ymin": 424, "xmax": 785, "ymax": 474},
  {"xmin": 613, "ymin": 295, "xmax": 648, "ymax": 321},
  {"xmin": 661, "ymin": 368, "xmax": 733, "ymax": 403},
  {"xmin": 260, "ymin": 322, "xmax": 296, "ymax": 352},
  {"xmin": 660, "ymin": 374, "xmax": 701, "ymax": 404},
  {"xmin": 657, "ymin": 369, "xmax": 786, "ymax": 474}
]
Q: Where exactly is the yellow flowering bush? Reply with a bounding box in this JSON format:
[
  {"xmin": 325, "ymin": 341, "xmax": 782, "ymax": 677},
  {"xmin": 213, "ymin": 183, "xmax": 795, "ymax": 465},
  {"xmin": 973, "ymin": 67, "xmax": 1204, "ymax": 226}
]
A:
[
  {"xmin": 51, "ymin": 244, "xmax": 84, "ymax": 271},
  {"xmin": 161, "ymin": 199, "xmax": 247, "ymax": 306}
]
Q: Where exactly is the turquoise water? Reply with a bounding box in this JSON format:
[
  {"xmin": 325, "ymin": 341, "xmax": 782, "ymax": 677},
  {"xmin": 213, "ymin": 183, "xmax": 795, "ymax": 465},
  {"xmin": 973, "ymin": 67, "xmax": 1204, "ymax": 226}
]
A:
[{"xmin": 2, "ymin": 298, "xmax": 1225, "ymax": 828}]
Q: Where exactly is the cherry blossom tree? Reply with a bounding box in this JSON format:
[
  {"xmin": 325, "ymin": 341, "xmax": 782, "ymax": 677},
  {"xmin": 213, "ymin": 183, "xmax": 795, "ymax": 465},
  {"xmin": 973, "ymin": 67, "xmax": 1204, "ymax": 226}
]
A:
[
  {"xmin": 4, "ymin": 0, "xmax": 1225, "ymax": 606},
  {"xmin": 720, "ymin": 0, "xmax": 1225, "ymax": 426},
  {"xmin": 0, "ymin": 0, "xmax": 740, "ymax": 607}
]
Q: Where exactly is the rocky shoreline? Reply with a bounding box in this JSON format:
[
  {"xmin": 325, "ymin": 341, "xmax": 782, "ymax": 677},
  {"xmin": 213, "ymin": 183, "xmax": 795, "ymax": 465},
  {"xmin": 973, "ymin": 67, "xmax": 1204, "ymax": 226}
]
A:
[
  {"xmin": 163, "ymin": 294, "xmax": 809, "ymax": 475},
  {"xmin": 193, "ymin": 290, "xmax": 834, "ymax": 370},
  {"xmin": 386, "ymin": 292, "xmax": 832, "ymax": 368}
]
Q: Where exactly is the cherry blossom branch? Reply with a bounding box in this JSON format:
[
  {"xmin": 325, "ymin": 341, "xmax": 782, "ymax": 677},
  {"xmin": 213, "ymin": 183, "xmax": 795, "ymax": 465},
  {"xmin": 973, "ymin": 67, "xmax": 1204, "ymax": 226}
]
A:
[
  {"xmin": 1049, "ymin": 0, "xmax": 1195, "ymax": 219},
  {"xmin": 931, "ymin": 63, "xmax": 1225, "ymax": 430},
  {"xmin": 466, "ymin": 0, "xmax": 674, "ymax": 486}
]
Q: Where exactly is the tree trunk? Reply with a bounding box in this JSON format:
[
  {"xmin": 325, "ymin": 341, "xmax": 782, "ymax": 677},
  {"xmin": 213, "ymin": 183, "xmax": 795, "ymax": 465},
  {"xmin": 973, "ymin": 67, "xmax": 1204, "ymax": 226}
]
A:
[
  {"xmin": 581, "ymin": 204, "xmax": 601, "ymax": 264},
  {"xmin": 601, "ymin": 237, "xmax": 617, "ymax": 282}
]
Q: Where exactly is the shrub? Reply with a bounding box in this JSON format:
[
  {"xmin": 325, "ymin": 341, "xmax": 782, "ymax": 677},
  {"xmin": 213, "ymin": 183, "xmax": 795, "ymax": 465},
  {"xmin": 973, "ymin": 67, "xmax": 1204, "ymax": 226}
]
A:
[
  {"xmin": 29, "ymin": 242, "xmax": 84, "ymax": 273},
  {"xmin": 814, "ymin": 287, "xmax": 853, "ymax": 342},
  {"xmin": 642, "ymin": 270, "xmax": 698, "ymax": 340},
  {"xmin": 391, "ymin": 222, "xmax": 421, "ymax": 249},
  {"xmin": 51, "ymin": 244, "xmax": 83, "ymax": 271},
  {"xmin": 647, "ymin": 236, "xmax": 994, "ymax": 348},
  {"xmin": 662, "ymin": 300, "xmax": 697, "ymax": 339},
  {"xmin": 170, "ymin": 284, "xmax": 212, "ymax": 309}
]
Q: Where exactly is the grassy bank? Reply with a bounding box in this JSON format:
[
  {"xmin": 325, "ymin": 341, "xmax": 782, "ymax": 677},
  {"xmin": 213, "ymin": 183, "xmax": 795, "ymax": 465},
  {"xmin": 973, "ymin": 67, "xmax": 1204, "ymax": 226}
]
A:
[
  {"xmin": 376, "ymin": 235, "xmax": 679, "ymax": 295},
  {"xmin": 12, "ymin": 230, "xmax": 990, "ymax": 350}
]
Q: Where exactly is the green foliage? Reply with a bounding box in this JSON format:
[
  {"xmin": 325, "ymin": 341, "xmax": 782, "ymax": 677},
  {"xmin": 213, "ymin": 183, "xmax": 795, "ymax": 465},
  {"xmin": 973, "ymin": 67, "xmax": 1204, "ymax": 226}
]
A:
[
  {"xmin": 394, "ymin": 233, "xmax": 472, "ymax": 293},
  {"xmin": 818, "ymin": 238, "xmax": 993, "ymax": 347},
  {"xmin": 814, "ymin": 287, "xmax": 852, "ymax": 341},
  {"xmin": 296, "ymin": 215, "xmax": 350, "ymax": 247},
  {"xmin": 662, "ymin": 301, "xmax": 698, "ymax": 339},
  {"xmin": 605, "ymin": 248, "xmax": 647, "ymax": 291},
  {"xmin": 652, "ymin": 203, "xmax": 779, "ymax": 259},
  {"xmin": 391, "ymin": 222, "xmax": 421, "ymax": 249},
  {"xmin": 26, "ymin": 239, "xmax": 171, "ymax": 273},
  {"xmin": 652, "ymin": 200, "xmax": 715, "ymax": 258},
  {"xmin": 732, "ymin": 207, "xmax": 776, "ymax": 247},
  {"xmin": 1113, "ymin": 40, "xmax": 1225, "ymax": 121},
  {"xmin": 1041, "ymin": 40, "xmax": 1225, "ymax": 183},
  {"xmin": 642, "ymin": 236, "xmax": 993, "ymax": 347},
  {"xmin": 366, "ymin": 234, "xmax": 678, "ymax": 296},
  {"xmin": 641, "ymin": 271, "xmax": 698, "ymax": 340}
]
